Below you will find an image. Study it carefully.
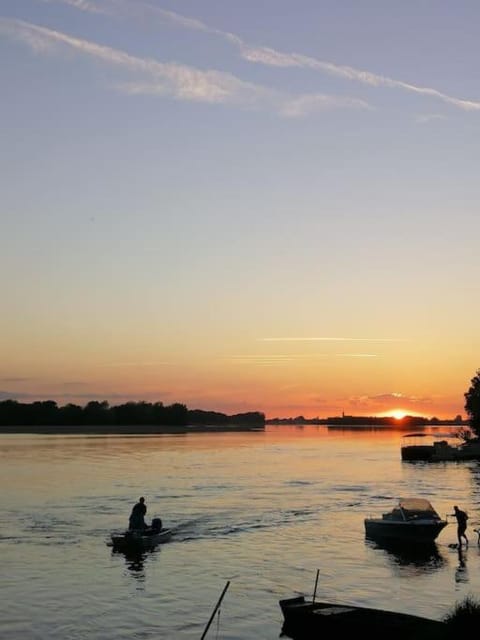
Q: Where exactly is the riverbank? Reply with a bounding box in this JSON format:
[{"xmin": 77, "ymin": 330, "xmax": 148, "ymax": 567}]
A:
[{"xmin": 0, "ymin": 423, "xmax": 265, "ymax": 435}]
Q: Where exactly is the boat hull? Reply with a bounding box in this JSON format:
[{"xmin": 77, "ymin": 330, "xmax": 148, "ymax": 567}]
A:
[
  {"xmin": 401, "ymin": 444, "xmax": 435, "ymax": 461},
  {"xmin": 110, "ymin": 527, "xmax": 172, "ymax": 552},
  {"xmin": 364, "ymin": 519, "xmax": 447, "ymax": 543},
  {"xmin": 279, "ymin": 596, "xmax": 445, "ymax": 639},
  {"xmin": 401, "ymin": 438, "xmax": 480, "ymax": 462}
]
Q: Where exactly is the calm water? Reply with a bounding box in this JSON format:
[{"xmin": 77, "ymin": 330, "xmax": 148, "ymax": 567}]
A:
[{"xmin": 1, "ymin": 426, "xmax": 480, "ymax": 640}]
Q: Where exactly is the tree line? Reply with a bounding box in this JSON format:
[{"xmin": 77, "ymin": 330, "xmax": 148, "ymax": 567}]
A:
[
  {"xmin": 464, "ymin": 369, "xmax": 480, "ymax": 439},
  {"xmin": 0, "ymin": 399, "xmax": 265, "ymax": 427},
  {"xmin": 1, "ymin": 367, "xmax": 479, "ymax": 432}
]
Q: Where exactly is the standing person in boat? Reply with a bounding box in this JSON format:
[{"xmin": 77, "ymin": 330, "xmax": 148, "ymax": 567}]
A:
[
  {"xmin": 452, "ymin": 505, "xmax": 469, "ymax": 547},
  {"xmin": 129, "ymin": 496, "xmax": 147, "ymax": 530}
]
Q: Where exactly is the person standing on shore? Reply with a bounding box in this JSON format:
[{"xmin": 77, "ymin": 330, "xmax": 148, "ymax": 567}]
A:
[
  {"xmin": 452, "ymin": 505, "xmax": 468, "ymax": 547},
  {"xmin": 129, "ymin": 496, "xmax": 147, "ymax": 530}
]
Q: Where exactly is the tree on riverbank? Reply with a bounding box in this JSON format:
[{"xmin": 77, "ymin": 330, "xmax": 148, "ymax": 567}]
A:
[
  {"xmin": 464, "ymin": 369, "xmax": 480, "ymax": 438},
  {"xmin": 0, "ymin": 399, "xmax": 265, "ymax": 428}
]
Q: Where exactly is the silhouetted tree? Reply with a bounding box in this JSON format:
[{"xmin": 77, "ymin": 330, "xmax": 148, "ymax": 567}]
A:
[
  {"xmin": 464, "ymin": 369, "xmax": 480, "ymax": 438},
  {"xmin": 29, "ymin": 401, "xmax": 59, "ymax": 425},
  {"xmin": 59, "ymin": 403, "xmax": 84, "ymax": 425},
  {"xmin": 84, "ymin": 401, "xmax": 110, "ymax": 425},
  {"xmin": 0, "ymin": 399, "xmax": 22, "ymax": 425},
  {"xmin": 164, "ymin": 402, "xmax": 188, "ymax": 425}
]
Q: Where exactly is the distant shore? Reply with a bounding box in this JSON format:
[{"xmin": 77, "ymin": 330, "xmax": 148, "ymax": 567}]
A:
[
  {"xmin": 0, "ymin": 424, "xmax": 265, "ymax": 435},
  {"xmin": 0, "ymin": 421, "xmax": 465, "ymax": 435}
]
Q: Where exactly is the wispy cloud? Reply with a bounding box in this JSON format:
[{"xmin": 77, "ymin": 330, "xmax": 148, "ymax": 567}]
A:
[
  {"xmin": 336, "ymin": 354, "xmax": 378, "ymax": 358},
  {"xmin": 45, "ymin": 0, "xmax": 106, "ymax": 14},
  {"xmin": 369, "ymin": 392, "xmax": 428, "ymax": 404},
  {"xmin": 229, "ymin": 353, "xmax": 379, "ymax": 365},
  {"xmin": 0, "ymin": 17, "xmax": 370, "ymax": 116},
  {"xmin": 97, "ymin": 361, "xmax": 171, "ymax": 367},
  {"xmin": 239, "ymin": 46, "xmax": 480, "ymax": 112},
  {"xmin": 347, "ymin": 392, "xmax": 435, "ymax": 411},
  {"xmin": 259, "ymin": 337, "xmax": 407, "ymax": 342},
  {"xmin": 43, "ymin": 0, "xmax": 480, "ymax": 112},
  {"xmin": 0, "ymin": 389, "xmax": 173, "ymax": 402},
  {"xmin": 415, "ymin": 113, "xmax": 447, "ymax": 124},
  {"xmin": 0, "ymin": 390, "xmax": 35, "ymax": 400}
]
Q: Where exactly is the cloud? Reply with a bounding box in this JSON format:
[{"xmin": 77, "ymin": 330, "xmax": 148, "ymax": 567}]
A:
[
  {"xmin": 43, "ymin": 0, "xmax": 480, "ymax": 112},
  {"xmin": 278, "ymin": 94, "xmax": 371, "ymax": 118},
  {"xmin": 0, "ymin": 390, "xmax": 35, "ymax": 400},
  {"xmin": 415, "ymin": 113, "xmax": 447, "ymax": 124},
  {"xmin": 0, "ymin": 389, "xmax": 173, "ymax": 403},
  {"xmin": 240, "ymin": 46, "xmax": 480, "ymax": 112},
  {"xmin": 369, "ymin": 392, "xmax": 431, "ymax": 405},
  {"xmin": 259, "ymin": 337, "xmax": 406, "ymax": 342},
  {"xmin": 45, "ymin": 0, "xmax": 106, "ymax": 13},
  {"xmin": 335, "ymin": 354, "xmax": 378, "ymax": 358},
  {"xmin": 347, "ymin": 392, "xmax": 435, "ymax": 411},
  {"xmin": 97, "ymin": 360, "xmax": 171, "ymax": 367},
  {"xmin": 0, "ymin": 18, "xmax": 370, "ymax": 116},
  {"xmin": 229, "ymin": 353, "xmax": 378, "ymax": 365}
]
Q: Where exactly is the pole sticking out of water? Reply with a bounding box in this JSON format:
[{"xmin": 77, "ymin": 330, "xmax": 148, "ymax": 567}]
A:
[
  {"xmin": 200, "ymin": 580, "xmax": 231, "ymax": 640},
  {"xmin": 312, "ymin": 569, "xmax": 320, "ymax": 604}
]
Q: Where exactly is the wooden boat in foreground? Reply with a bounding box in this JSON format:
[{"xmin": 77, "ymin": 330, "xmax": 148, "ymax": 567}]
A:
[{"xmin": 279, "ymin": 595, "xmax": 446, "ymax": 639}]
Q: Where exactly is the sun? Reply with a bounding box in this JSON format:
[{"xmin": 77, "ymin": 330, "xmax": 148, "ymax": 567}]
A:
[{"xmin": 389, "ymin": 409, "xmax": 408, "ymax": 420}]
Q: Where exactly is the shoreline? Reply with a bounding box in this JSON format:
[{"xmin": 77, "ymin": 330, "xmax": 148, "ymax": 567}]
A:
[
  {"xmin": 0, "ymin": 424, "xmax": 265, "ymax": 435},
  {"xmin": 0, "ymin": 423, "xmax": 463, "ymax": 435}
]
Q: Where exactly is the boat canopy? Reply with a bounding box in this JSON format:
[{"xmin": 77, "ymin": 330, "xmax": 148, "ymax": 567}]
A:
[
  {"xmin": 398, "ymin": 498, "xmax": 438, "ymax": 517},
  {"xmin": 402, "ymin": 433, "xmax": 430, "ymax": 438},
  {"xmin": 402, "ymin": 432, "xmax": 456, "ymax": 439}
]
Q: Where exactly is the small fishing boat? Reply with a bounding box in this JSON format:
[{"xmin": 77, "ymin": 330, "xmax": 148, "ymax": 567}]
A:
[
  {"xmin": 364, "ymin": 497, "xmax": 448, "ymax": 543},
  {"xmin": 279, "ymin": 595, "xmax": 445, "ymax": 639},
  {"xmin": 109, "ymin": 518, "xmax": 172, "ymax": 552},
  {"xmin": 279, "ymin": 571, "xmax": 445, "ymax": 639}
]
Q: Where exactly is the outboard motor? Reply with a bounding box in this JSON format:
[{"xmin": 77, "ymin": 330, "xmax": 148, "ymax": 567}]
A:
[{"xmin": 151, "ymin": 518, "xmax": 162, "ymax": 532}]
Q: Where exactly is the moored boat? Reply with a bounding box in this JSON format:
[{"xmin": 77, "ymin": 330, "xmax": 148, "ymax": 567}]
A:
[
  {"xmin": 401, "ymin": 433, "xmax": 458, "ymax": 461},
  {"xmin": 364, "ymin": 497, "xmax": 448, "ymax": 543},
  {"xmin": 401, "ymin": 432, "xmax": 480, "ymax": 462},
  {"xmin": 279, "ymin": 594, "xmax": 445, "ymax": 639}
]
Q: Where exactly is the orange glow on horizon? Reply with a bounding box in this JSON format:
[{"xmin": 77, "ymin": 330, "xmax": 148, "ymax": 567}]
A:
[{"xmin": 379, "ymin": 409, "xmax": 410, "ymax": 420}]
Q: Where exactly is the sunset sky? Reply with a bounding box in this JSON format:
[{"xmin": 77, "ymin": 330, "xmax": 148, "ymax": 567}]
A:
[{"xmin": 1, "ymin": 0, "xmax": 479, "ymax": 419}]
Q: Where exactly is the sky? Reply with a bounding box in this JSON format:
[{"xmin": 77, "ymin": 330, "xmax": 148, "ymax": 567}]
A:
[{"xmin": 1, "ymin": 0, "xmax": 480, "ymax": 420}]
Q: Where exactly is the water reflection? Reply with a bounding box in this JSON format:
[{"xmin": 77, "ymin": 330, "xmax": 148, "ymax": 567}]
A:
[
  {"xmin": 365, "ymin": 537, "xmax": 445, "ymax": 576},
  {"xmin": 455, "ymin": 547, "xmax": 468, "ymax": 583},
  {"xmin": 111, "ymin": 548, "xmax": 148, "ymax": 584},
  {"xmin": 123, "ymin": 551, "xmax": 146, "ymax": 573}
]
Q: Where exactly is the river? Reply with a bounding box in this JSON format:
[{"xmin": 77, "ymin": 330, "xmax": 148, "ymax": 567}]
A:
[{"xmin": 1, "ymin": 425, "xmax": 479, "ymax": 639}]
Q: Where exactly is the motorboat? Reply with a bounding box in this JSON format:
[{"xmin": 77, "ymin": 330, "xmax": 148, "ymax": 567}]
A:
[
  {"xmin": 279, "ymin": 594, "xmax": 445, "ymax": 639},
  {"xmin": 109, "ymin": 518, "xmax": 172, "ymax": 552},
  {"xmin": 364, "ymin": 497, "xmax": 448, "ymax": 543},
  {"xmin": 401, "ymin": 432, "xmax": 458, "ymax": 461},
  {"xmin": 401, "ymin": 431, "xmax": 480, "ymax": 462}
]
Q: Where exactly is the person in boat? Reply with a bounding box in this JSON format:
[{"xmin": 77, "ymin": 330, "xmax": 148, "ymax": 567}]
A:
[
  {"xmin": 129, "ymin": 496, "xmax": 147, "ymax": 530},
  {"xmin": 452, "ymin": 505, "xmax": 469, "ymax": 547}
]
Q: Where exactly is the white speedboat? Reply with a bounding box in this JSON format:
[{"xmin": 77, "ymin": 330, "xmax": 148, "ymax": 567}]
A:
[{"xmin": 364, "ymin": 497, "xmax": 448, "ymax": 543}]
